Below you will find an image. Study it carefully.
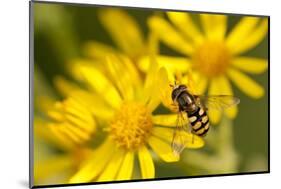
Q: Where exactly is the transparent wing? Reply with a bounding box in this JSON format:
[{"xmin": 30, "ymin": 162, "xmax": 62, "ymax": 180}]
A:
[
  {"xmin": 171, "ymin": 112, "xmax": 192, "ymax": 157},
  {"xmin": 194, "ymin": 95, "xmax": 240, "ymax": 110}
]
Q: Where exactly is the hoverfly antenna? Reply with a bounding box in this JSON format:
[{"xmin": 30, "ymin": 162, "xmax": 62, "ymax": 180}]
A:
[{"xmin": 170, "ymin": 80, "xmax": 180, "ymax": 89}]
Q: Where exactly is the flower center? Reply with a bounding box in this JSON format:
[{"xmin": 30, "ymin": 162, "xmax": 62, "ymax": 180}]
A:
[
  {"xmin": 108, "ymin": 102, "xmax": 153, "ymax": 150},
  {"xmin": 192, "ymin": 41, "xmax": 231, "ymax": 78}
]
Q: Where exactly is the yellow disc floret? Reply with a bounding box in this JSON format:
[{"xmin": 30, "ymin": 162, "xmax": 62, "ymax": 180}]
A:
[
  {"xmin": 108, "ymin": 102, "xmax": 153, "ymax": 150},
  {"xmin": 192, "ymin": 41, "xmax": 231, "ymax": 78}
]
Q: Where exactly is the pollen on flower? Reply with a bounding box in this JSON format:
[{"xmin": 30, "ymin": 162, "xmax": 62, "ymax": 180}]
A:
[
  {"xmin": 192, "ymin": 41, "xmax": 231, "ymax": 78},
  {"xmin": 108, "ymin": 102, "xmax": 153, "ymax": 150}
]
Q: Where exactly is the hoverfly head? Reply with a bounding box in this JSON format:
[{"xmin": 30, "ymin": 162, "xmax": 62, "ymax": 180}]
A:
[{"xmin": 171, "ymin": 83, "xmax": 188, "ymax": 102}]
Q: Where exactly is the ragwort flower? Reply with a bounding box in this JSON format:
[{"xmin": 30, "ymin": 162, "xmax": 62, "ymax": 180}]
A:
[
  {"xmin": 34, "ymin": 93, "xmax": 96, "ymax": 184},
  {"xmin": 83, "ymin": 8, "xmax": 148, "ymax": 62},
  {"xmin": 144, "ymin": 13, "xmax": 268, "ymax": 124},
  {"xmin": 66, "ymin": 54, "xmax": 204, "ymax": 183},
  {"xmin": 35, "ymin": 92, "xmax": 97, "ymax": 150}
]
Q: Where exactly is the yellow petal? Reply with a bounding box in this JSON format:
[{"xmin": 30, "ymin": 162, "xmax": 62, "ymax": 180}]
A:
[
  {"xmin": 97, "ymin": 149, "xmax": 125, "ymax": 182},
  {"xmin": 142, "ymin": 55, "xmax": 158, "ymax": 104},
  {"xmin": 72, "ymin": 61, "xmax": 122, "ymax": 109},
  {"xmin": 148, "ymin": 135, "xmax": 179, "ymax": 162},
  {"xmin": 122, "ymin": 55, "xmax": 142, "ymax": 87},
  {"xmin": 152, "ymin": 127, "xmax": 174, "ymax": 142},
  {"xmin": 221, "ymin": 77, "xmax": 237, "ymax": 119},
  {"xmin": 191, "ymin": 71, "xmax": 208, "ymax": 95},
  {"xmin": 147, "ymin": 31, "xmax": 159, "ymax": 56},
  {"xmin": 161, "ymin": 87, "xmax": 176, "ymax": 111},
  {"xmin": 146, "ymin": 89, "xmax": 161, "ymax": 113},
  {"xmin": 225, "ymin": 104, "xmax": 238, "ymax": 119},
  {"xmin": 152, "ymin": 127, "xmax": 204, "ymax": 149},
  {"xmin": 45, "ymin": 94, "xmax": 97, "ymax": 146},
  {"xmin": 138, "ymin": 146, "xmax": 155, "ymax": 179},
  {"xmin": 138, "ymin": 55, "xmax": 191, "ymax": 73},
  {"xmin": 53, "ymin": 76, "xmax": 80, "ymax": 97},
  {"xmin": 34, "ymin": 118, "xmax": 74, "ymax": 150},
  {"xmin": 182, "ymin": 132, "xmax": 205, "ymax": 149},
  {"xmin": 83, "ymin": 41, "xmax": 117, "ymax": 60},
  {"xmin": 147, "ymin": 67, "xmax": 170, "ymax": 112},
  {"xmin": 232, "ymin": 57, "xmax": 268, "ymax": 74},
  {"xmin": 208, "ymin": 78, "xmax": 222, "ymax": 124},
  {"xmin": 200, "ymin": 14, "xmax": 227, "ymax": 40},
  {"xmin": 149, "ymin": 16, "xmax": 194, "ymax": 55},
  {"xmin": 47, "ymin": 124, "xmax": 76, "ymax": 150},
  {"xmin": 63, "ymin": 123, "xmax": 91, "ymax": 142},
  {"xmin": 230, "ymin": 18, "xmax": 268, "ymax": 55},
  {"xmin": 55, "ymin": 124, "xmax": 83, "ymax": 144},
  {"xmin": 226, "ymin": 17, "xmax": 268, "ymax": 54},
  {"xmin": 116, "ymin": 151, "xmax": 134, "ymax": 180},
  {"xmin": 227, "ymin": 68, "xmax": 265, "ymax": 99},
  {"xmin": 106, "ymin": 55, "xmax": 141, "ymax": 102},
  {"xmin": 98, "ymin": 9, "xmax": 145, "ymax": 57},
  {"xmin": 152, "ymin": 114, "xmax": 178, "ymax": 127},
  {"xmin": 204, "ymin": 76, "xmax": 239, "ymax": 120},
  {"xmin": 47, "ymin": 109, "xmax": 63, "ymax": 122},
  {"xmin": 69, "ymin": 90, "xmax": 114, "ymax": 120},
  {"xmin": 60, "ymin": 96, "xmax": 89, "ymax": 116},
  {"xmin": 226, "ymin": 17, "xmax": 259, "ymax": 47},
  {"xmin": 63, "ymin": 97, "xmax": 96, "ymax": 132},
  {"xmin": 167, "ymin": 12, "xmax": 203, "ymax": 44},
  {"xmin": 154, "ymin": 67, "xmax": 179, "ymax": 112},
  {"xmin": 106, "ymin": 56, "xmax": 134, "ymax": 101},
  {"xmin": 69, "ymin": 139, "xmax": 115, "ymax": 183},
  {"xmin": 214, "ymin": 76, "xmax": 238, "ymax": 119},
  {"xmin": 210, "ymin": 76, "xmax": 232, "ymax": 93}
]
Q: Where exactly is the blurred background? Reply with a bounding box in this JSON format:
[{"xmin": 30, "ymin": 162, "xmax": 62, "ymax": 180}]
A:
[{"xmin": 33, "ymin": 1, "xmax": 268, "ymax": 183}]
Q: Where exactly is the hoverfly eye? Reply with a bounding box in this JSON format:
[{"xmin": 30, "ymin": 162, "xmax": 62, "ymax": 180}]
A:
[
  {"xmin": 171, "ymin": 90, "xmax": 177, "ymax": 101},
  {"xmin": 179, "ymin": 84, "xmax": 187, "ymax": 90}
]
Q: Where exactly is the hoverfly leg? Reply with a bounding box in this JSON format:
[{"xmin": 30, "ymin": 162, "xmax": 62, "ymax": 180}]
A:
[{"xmin": 170, "ymin": 103, "xmax": 177, "ymax": 107}]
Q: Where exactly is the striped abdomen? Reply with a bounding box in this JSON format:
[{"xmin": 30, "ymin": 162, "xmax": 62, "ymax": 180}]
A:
[{"xmin": 187, "ymin": 107, "xmax": 210, "ymax": 137}]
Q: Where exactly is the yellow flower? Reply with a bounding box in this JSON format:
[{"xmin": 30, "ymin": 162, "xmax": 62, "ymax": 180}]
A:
[
  {"xmin": 65, "ymin": 54, "xmax": 204, "ymax": 183},
  {"xmin": 34, "ymin": 94, "xmax": 96, "ymax": 185},
  {"xmin": 143, "ymin": 13, "xmax": 268, "ymax": 124},
  {"xmin": 35, "ymin": 93, "xmax": 97, "ymax": 150},
  {"xmin": 83, "ymin": 8, "xmax": 147, "ymax": 61},
  {"xmin": 33, "ymin": 68, "xmax": 99, "ymax": 185}
]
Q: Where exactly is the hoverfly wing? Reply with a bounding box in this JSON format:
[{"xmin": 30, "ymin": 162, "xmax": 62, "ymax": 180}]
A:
[
  {"xmin": 172, "ymin": 127, "xmax": 186, "ymax": 157},
  {"xmin": 171, "ymin": 112, "xmax": 191, "ymax": 156},
  {"xmin": 194, "ymin": 95, "xmax": 240, "ymax": 110}
]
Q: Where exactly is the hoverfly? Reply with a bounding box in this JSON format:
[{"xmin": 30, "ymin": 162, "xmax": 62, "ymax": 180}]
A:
[{"xmin": 170, "ymin": 84, "xmax": 240, "ymax": 156}]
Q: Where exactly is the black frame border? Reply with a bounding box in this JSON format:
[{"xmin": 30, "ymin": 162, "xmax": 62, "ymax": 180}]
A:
[{"xmin": 29, "ymin": 0, "xmax": 270, "ymax": 188}]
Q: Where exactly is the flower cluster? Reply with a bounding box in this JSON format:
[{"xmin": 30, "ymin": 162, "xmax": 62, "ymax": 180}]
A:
[{"xmin": 34, "ymin": 8, "xmax": 268, "ymax": 185}]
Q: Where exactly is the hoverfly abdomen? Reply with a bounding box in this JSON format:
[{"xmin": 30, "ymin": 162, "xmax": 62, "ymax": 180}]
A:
[{"xmin": 187, "ymin": 106, "xmax": 210, "ymax": 137}]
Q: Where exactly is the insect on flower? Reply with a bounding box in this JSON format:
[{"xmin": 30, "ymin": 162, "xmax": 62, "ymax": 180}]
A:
[{"xmin": 170, "ymin": 83, "xmax": 240, "ymax": 156}]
